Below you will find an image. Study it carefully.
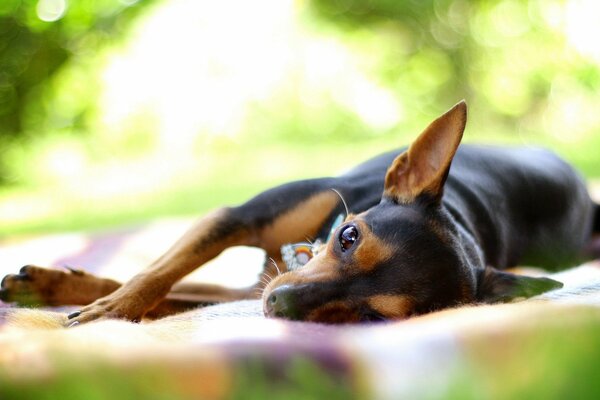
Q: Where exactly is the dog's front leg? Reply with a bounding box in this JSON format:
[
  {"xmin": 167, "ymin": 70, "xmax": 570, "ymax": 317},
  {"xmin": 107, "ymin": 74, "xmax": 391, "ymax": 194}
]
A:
[
  {"xmin": 66, "ymin": 208, "xmax": 253, "ymax": 324},
  {"xmin": 67, "ymin": 181, "xmax": 341, "ymax": 325}
]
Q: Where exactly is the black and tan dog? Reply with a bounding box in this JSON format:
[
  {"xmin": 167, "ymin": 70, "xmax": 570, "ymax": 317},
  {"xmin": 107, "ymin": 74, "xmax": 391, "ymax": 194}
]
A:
[{"xmin": 2, "ymin": 101, "xmax": 599, "ymax": 324}]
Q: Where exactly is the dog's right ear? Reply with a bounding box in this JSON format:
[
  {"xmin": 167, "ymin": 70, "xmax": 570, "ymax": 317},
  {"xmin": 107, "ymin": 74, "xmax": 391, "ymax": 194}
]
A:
[{"xmin": 383, "ymin": 101, "xmax": 467, "ymax": 204}]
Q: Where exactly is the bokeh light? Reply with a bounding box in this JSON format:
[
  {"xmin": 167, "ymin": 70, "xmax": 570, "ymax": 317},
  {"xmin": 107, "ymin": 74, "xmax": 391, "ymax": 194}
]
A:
[{"xmin": 36, "ymin": 0, "xmax": 67, "ymax": 22}]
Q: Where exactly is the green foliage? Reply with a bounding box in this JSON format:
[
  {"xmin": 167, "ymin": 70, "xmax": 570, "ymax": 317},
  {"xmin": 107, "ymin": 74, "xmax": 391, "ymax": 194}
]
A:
[
  {"xmin": 0, "ymin": 0, "xmax": 155, "ymax": 183},
  {"xmin": 0, "ymin": 362, "xmax": 184, "ymax": 400},
  {"xmin": 0, "ymin": 354, "xmax": 356, "ymax": 400},
  {"xmin": 446, "ymin": 310, "xmax": 600, "ymax": 399},
  {"xmin": 0, "ymin": 0, "xmax": 599, "ymax": 236},
  {"xmin": 310, "ymin": 0, "xmax": 600, "ymax": 126},
  {"xmin": 231, "ymin": 357, "xmax": 357, "ymax": 400}
]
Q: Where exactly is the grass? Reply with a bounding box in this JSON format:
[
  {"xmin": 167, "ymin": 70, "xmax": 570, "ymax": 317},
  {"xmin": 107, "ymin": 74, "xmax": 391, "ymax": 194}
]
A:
[
  {"xmin": 0, "ymin": 354, "xmax": 357, "ymax": 400},
  {"xmin": 0, "ymin": 140, "xmax": 393, "ymax": 238},
  {"xmin": 0, "ymin": 131, "xmax": 598, "ymax": 239},
  {"xmin": 446, "ymin": 310, "xmax": 600, "ymax": 399}
]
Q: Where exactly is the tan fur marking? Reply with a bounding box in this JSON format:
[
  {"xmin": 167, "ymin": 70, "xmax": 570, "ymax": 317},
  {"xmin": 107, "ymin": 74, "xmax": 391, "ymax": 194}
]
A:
[
  {"xmin": 306, "ymin": 301, "xmax": 360, "ymax": 323},
  {"xmin": 384, "ymin": 101, "xmax": 467, "ymax": 203},
  {"xmin": 351, "ymin": 219, "xmax": 395, "ymax": 273},
  {"xmin": 344, "ymin": 213, "xmax": 356, "ymax": 222},
  {"xmin": 264, "ymin": 251, "xmax": 341, "ymax": 291},
  {"xmin": 259, "ymin": 190, "xmax": 339, "ymax": 255},
  {"xmin": 368, "ymin": 295, "xmax": 414, "ymax": 319},
  {"xmin": 157, "ymin": 208, "xmax": 249, "ymax": 277}
]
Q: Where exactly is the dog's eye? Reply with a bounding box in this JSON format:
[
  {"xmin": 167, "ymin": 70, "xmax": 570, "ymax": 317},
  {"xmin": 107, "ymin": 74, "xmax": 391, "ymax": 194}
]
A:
[{"xmin": 339, "ymin": 225, "xmax": 359, "ymax": 252}]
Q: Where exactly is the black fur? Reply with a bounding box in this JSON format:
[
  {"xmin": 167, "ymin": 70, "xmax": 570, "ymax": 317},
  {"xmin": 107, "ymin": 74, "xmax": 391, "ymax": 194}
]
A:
[
  {"xmin": 265, "ymin": 144, "xmax": 596, "ymax": 321},
  {"xmin": 594, "ymin": 203, "xmax": 600, "ymax": 233}
]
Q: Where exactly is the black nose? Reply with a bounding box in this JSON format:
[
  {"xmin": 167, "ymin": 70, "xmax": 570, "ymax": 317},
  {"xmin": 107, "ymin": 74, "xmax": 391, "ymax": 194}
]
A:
[{"xmin": 265, "ymin": 285, "xmax": 300, "ymax": 320}]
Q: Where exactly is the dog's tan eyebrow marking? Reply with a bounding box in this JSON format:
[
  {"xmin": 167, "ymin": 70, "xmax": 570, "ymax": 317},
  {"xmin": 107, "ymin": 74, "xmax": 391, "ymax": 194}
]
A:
[
  {"xmin": 367, "ymin": 295, "xmax": 413, "ymax": 319},
  {"xmin": 351, "ymin": 219, "xmax": 395, "ymax": 273},
  {"xmin": 343, "ymin": 213, "xmax": 357, "ymax": 222}
]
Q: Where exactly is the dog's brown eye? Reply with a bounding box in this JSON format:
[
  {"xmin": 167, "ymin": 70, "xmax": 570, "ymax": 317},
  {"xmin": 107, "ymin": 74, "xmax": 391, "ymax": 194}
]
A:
[{"xmin": 339, "ymin": 225, "xmax": 359, "ymax": 252}]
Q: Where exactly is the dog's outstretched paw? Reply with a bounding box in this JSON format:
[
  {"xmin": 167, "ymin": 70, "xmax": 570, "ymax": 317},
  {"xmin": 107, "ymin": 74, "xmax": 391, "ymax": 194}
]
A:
[
  {"xmin": 66, "ymin": 294, "xmax": 145, "ymax": 325},
  {"xmin": 0, "ymin": 265, "xmax": 98, "ymax": 307},
  {"xmin": 1, "ymin": 265, "xmax": 56, "ymax": 306}
]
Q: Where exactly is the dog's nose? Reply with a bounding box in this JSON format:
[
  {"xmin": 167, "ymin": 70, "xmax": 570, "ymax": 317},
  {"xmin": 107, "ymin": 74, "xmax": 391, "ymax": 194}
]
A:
[{"xmin": 265, "ymin": 285, "xmax": 300, "ymax": 320}]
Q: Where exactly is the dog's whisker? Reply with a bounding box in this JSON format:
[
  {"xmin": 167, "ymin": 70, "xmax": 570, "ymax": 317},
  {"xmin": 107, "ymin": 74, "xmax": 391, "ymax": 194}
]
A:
[
  {"xmin": 259, "ymin": 275, "xmax": 273, "ymax": 287},
  {"xmin": 269, "ymin": 257, "xmax": 282, "ymax": 276},
  {"xmin": 331, "ymin": 188, "xmax": 349, "ymax": 217}
]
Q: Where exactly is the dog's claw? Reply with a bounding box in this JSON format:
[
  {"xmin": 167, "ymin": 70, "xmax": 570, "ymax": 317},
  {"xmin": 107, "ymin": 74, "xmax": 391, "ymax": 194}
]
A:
[
  {"xmin": 19, "ymin": 265, "xmax": 33, "ymax": 275},
  {"xmin": 64, "ymin": 265, "xmax": 84, "ymax": 276},
  {"xmin": 68, "ymin": 321, "xmax": 80, "ymax": 328},
  {"xmin": 67, "ymin": 311, "xmax": 81, "ymax": 319},
  {"xmin": 1, "ymin": 273, "xmax": 27, "ymax": 288}
]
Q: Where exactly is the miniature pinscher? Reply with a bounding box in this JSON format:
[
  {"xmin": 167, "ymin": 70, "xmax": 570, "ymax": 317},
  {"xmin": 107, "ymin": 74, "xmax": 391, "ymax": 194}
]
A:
[{"xmin": 2, "ymin": 101, "xmax": 599, "ymax": 324}]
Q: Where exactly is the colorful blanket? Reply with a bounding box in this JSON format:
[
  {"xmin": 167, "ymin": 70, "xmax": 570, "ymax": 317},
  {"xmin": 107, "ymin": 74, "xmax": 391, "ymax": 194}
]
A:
[{"xmin": 2, "ymin": 219, "xmax": 600, "ymax": 399}]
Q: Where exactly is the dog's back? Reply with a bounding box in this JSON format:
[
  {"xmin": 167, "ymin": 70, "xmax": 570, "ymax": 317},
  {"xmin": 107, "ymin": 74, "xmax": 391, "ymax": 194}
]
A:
[{"xmin": 444, "ymin": 146, "xmax": 594, "ymax": 270}]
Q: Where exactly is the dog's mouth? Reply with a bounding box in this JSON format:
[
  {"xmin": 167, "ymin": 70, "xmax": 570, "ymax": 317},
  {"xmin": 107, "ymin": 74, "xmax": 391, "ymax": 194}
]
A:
[{"xmin": 261, "ymin": 280, "xmax": 400, "ymax": 324}]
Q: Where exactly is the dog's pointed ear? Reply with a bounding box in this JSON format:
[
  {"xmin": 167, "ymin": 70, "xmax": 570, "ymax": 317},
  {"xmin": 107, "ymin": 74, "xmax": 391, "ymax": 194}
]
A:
[
  {"xmin": 384, "ymin": 101, "xmax": 467, "ymax": 204},
  {"xmin": 476, "ymin": 267, "xmax": 564, "ymax": 303}
]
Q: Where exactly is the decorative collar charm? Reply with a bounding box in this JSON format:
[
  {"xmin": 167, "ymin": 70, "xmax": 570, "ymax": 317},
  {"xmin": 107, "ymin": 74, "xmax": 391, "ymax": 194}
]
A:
[{"xmin": 281, "ymin": 213, "xmax": 345, "ymax": 271}]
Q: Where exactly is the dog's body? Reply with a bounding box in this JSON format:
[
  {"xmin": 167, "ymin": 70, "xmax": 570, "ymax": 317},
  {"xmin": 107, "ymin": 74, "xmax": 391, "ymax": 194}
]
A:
[{"xmin": 1, "ymin": 101, "xmax": 599, "ymax": 324}]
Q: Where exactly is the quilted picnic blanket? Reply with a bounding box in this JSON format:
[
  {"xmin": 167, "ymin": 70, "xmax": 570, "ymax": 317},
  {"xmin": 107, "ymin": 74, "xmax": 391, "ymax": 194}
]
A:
[{"xmin": 2, "ymin": 218, "xmax": 600, "ymax": 399}]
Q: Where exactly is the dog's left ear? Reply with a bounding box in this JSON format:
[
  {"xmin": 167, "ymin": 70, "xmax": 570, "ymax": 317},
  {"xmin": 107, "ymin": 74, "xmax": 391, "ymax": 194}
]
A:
[
  {"xmin": 476, "ymin": 267, "xmax": 564, "ymax": 303},
  {"xmin": 384, "ymin": 100, "xmax": 467, "ymax": 204}
]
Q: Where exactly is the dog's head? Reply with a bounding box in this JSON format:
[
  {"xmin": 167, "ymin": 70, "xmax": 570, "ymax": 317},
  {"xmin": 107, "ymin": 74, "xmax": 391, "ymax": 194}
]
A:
[{"xmin": 262, "ymin": 101, "xmax": 562, "ymax": 323}]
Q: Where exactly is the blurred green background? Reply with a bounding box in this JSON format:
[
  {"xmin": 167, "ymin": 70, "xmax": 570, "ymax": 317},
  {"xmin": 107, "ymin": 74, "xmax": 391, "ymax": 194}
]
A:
[{"xmin": 1, "ymin": 0, "xmax": 599, "ymax": 237}]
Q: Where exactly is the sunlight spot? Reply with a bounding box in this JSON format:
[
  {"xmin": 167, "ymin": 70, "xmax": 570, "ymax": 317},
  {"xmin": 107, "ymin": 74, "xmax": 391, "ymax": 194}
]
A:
[
  {"xmin": 41, "ymin": 143, "xmax": 87, "ymax": 181},
  {"xmin": 36, "ymin": 0, "xmax": 67, "ymax": 22},
  {"xmin": 545, "ymin": 76, "xmax": 600, "ymax": 143},
  {"xmin": 97, "ymin": 0, "xmax": 386, "ymax": 165},
  {"xmin": 345, "ymin": 81, "xmax": 402, "ymax": 130},
  {"xmin": 538, "ymin": 2, "xmax": 564, "ymax": 30},
  {"xmin": 566, "ymin": 0, "xmax": 600, "ymax": 62},
  {"xmin": 491, "ymin": 0, "xmax": 530, "ymax": 38},
  {"xmin": 100, "ymin": 0, "xmax": 297, "ymax": 156}
]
